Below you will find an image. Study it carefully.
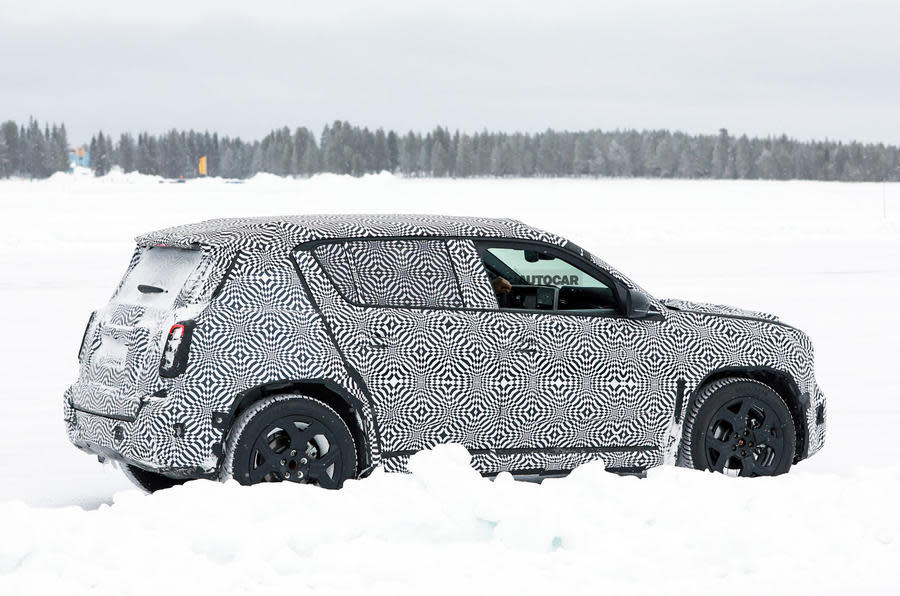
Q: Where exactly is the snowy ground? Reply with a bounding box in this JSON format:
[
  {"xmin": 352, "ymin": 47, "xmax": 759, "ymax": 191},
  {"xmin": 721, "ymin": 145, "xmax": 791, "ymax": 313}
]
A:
[{"xmin": 0, "ymin": 171, "xmax": 898, "ymax": 593}]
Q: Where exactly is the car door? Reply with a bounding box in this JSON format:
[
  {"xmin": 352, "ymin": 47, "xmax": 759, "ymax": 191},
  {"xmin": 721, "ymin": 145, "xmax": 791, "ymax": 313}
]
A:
[
  {"xmin": 471, "ymin": 241, "xmax": 669, "ymax": 473},
  {"xmin": 297, "ymin": 238, "xmax": 510, "ymax": 470}
]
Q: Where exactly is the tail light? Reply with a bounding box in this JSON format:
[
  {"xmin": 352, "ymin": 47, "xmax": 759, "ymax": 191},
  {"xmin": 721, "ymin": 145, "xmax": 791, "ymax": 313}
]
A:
[
  {"xmin": 164, "ymin": 324, "xmax": 186, "ymax": 367},
  {"xmin": 160, "ymin": 320, "xmax": 195, "ymax": 378}
]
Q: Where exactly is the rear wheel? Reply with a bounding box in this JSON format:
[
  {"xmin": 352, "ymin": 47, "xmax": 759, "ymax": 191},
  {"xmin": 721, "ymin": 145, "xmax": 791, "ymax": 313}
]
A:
[
  {"xmin": 221, "ymin": 394, "xmax": 357, "ymax": 488},
  {"xmin": 681, "ymin": 378, "xmax": 796, "ymax": 477},
  {"xmin": 122, "ymin": 464, "xmax": 186, "ymax": 493}
]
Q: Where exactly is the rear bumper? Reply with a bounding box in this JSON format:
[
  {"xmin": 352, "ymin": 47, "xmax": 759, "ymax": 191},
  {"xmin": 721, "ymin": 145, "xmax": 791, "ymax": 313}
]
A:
[
  {"xmin": 64, "ymin": 387, "xmax": 221, "ymax": 477},
  {"xmin": 68, "ymin": 382, "xmax": 142, "ymax": 421}
]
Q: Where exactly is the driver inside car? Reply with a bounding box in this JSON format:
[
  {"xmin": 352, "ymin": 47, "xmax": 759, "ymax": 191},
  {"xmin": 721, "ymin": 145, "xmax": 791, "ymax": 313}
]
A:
[{"xmin": 491, "ymin": 276, "xmax": 512, "ymax": 295}]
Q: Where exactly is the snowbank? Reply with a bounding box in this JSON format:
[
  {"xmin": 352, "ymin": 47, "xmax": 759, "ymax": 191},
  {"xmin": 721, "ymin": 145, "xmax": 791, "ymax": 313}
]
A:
[
  {"xmin": 1, "ymin": 172, "xmax": 900, "ymax": 593},
  {"xmin": 45, "ymin": 166, "xmax": 166, "ymax": 186},
  {"xmin": 0, "ymin": 445, "xmax": 896, "ymax": 595}
]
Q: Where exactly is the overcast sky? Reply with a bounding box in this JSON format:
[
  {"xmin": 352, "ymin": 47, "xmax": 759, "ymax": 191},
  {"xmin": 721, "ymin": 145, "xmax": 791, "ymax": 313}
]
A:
[{"xmin": 1, "ymin": 0, "xmax": 898, "ymax": 144}]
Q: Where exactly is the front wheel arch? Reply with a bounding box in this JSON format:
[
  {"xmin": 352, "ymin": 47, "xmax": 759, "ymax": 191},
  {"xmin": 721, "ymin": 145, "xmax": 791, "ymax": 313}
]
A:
[{"xmin": 684, "ymin": 367, "xmax": 807, "ymax": 463}]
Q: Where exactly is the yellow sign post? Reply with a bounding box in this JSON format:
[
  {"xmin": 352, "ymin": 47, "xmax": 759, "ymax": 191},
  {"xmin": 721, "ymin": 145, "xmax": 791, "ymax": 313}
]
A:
[{"xmin": 198, "ymin": 156, "xmax": 207, "ymax": 176}]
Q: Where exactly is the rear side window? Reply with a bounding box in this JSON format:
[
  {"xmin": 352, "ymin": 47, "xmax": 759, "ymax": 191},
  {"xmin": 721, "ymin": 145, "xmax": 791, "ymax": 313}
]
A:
[{"xmin": 314, "ymin": 239, "xmax": 463, "ymax": 308}]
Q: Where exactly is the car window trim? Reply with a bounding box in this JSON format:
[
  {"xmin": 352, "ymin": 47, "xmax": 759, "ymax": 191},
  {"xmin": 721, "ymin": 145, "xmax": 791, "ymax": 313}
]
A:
[
  {"xmin": 441, "ymin": 240, "xmax": 467, "ymax": 305},
  {"xmin": 300, "ymin": 235, "xmax": 634, "ymax": 320}
]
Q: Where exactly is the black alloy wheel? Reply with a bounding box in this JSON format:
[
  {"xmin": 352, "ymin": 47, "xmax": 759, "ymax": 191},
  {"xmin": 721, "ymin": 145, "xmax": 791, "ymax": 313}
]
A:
[
  {"xmin": 247, "ymin": 415, "xmax": 345, "ymax": 487},
  {"xmin": 685, "ymin": 378, "xmax": 796, "ymax": 477},
  {"xmin": 222, "ymin": 395, "xmax": 357, "ymax": 489}
]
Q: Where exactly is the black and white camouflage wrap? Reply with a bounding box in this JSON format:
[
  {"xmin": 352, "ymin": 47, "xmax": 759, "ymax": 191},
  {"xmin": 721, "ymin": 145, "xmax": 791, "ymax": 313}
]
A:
[
  {"xmin": 660, "ymin": 298, "xmax": 781, "ymax": 323},
  {"xmin": 64, "ymin": 214, "xmax": 825, "ymax": 478}
]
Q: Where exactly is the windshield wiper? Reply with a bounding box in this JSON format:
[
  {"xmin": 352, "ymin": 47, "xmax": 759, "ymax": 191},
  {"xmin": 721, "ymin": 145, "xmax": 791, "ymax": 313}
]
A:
[{"xmin": 137, "ymin": 284, "xmax": 166, "ymax": 294}]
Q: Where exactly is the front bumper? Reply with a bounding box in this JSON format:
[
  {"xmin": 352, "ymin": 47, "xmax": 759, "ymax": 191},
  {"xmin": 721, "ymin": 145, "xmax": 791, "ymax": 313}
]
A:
[
  {"xmin": 64, "ymin": 386, "xmax": 222, "ymax": 477},
  {"xmin": 804, "ymin": 384, "xmax": 826, "ymax": 458}
]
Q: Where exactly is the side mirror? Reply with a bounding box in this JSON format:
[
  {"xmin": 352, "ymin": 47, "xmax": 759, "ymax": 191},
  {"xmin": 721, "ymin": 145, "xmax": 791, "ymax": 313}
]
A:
[{"xmin": 625, "ymin": 288, "xmax": 654, "ymax": 319}]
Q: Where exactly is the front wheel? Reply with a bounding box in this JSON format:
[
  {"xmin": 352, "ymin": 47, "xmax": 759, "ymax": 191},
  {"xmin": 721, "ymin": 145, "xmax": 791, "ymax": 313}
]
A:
[
  {"xmin": 680, "ymin": 378, "xmax": 796, "ymax": 477},
  {"xmin": 221, "ymin": 394, "xmax": 357, "ymax": 488}
]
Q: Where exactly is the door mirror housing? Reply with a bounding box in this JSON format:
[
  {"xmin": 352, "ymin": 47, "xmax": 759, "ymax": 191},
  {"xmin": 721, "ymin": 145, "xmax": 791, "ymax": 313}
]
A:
[{"xmin": 625, "ymin": 288, "xmax": 655, "ymax": 319}]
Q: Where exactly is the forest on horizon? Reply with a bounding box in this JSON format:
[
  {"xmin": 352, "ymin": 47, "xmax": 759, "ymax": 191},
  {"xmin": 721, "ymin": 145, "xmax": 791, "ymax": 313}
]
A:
[{"xmin": 1, "ymin": 117, "xmax": 898, "ymax": 182}]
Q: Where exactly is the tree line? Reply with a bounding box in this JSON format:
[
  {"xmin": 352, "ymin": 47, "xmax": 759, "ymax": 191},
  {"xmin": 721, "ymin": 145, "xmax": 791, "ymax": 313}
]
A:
[
  {"xmin": 0, "ymin": 118, "xmax": 70, "ymax": 179},
  {"xmin": 2, "ymin": 117, "xmax": 899, "ymax": 182}
]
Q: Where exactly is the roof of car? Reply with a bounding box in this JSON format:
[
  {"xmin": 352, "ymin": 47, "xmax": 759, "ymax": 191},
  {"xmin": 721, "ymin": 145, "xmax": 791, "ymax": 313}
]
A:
[{"xmin": 137, "ymin": 214, "xmax": 568, "ymax": 251}]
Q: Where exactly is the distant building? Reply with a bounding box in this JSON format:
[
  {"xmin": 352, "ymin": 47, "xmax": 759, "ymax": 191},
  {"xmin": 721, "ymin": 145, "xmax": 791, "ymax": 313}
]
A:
[{"xmin": 68, "ymin": 146, "xmax": 90, "ymax": 169}]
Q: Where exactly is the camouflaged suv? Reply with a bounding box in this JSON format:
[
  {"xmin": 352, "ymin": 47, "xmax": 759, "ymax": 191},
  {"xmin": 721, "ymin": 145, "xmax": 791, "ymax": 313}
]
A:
[{"xmin": 65, "ymin": 215, "xmax": 826, "ymax": 491}]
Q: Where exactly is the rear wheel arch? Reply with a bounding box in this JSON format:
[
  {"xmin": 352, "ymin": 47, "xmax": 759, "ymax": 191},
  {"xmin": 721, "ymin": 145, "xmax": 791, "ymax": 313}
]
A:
[
  {"xmin": 685, "ymin": 367, "xmax": 807, "ymax": 462},
  {"xmin": 223, "ymin": 379, "xmax": 374, "ymax": 474}
]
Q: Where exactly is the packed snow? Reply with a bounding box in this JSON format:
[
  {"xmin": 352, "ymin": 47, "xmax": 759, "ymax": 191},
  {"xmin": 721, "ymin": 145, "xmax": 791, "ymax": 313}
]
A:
[
  {"xmin": 2, "ymin": 445, "xmax": 898, "ymax": 595},
  {"xmin": 0, "ymin": 171, "xmax": 898, "ymax": 594}
]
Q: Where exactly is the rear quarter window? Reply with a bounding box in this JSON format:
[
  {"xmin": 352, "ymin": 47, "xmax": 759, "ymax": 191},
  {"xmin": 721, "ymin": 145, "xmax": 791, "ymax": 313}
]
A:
[{"xmin": 312, "ymin": 243, "xmax": 360, "ymax": 302}]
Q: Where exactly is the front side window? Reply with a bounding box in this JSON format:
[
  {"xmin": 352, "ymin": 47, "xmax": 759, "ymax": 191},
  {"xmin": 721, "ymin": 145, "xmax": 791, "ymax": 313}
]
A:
[{"xmin": 477, "ymin": 244, "xmax": 619, "ymax": 314}]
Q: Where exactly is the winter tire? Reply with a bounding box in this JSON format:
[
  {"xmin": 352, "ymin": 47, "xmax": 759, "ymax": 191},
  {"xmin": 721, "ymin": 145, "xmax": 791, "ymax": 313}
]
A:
[
  {"xmin": 221, "ymin": 394, "xmax": 357, "ymax": 488},
  {"xmin": 122, "ymin": 464, "xmax": 186, "ymax": 493},
  {"xmin": 680, "ymin": 377, "xmax": 796, "ymax": 477}
]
